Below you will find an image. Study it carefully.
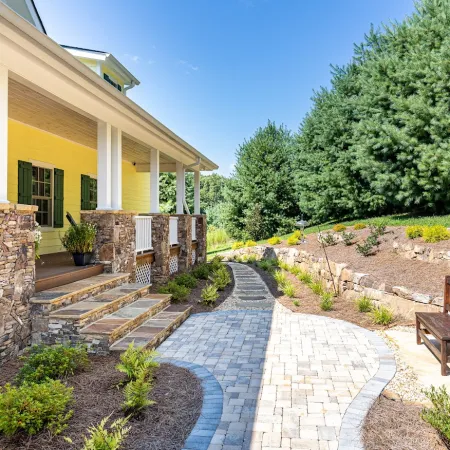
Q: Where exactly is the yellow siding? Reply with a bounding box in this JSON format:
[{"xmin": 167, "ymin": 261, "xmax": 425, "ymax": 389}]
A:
[
  {"xmin": 101, "ymin": 65, "xmax": 125, "ymax": 90},
  {"xmin": 8, "ymin": 120, "xmax": 150, "ymax": 255}
]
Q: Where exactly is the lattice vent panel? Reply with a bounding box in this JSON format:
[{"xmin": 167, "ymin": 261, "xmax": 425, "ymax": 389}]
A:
[
  {"xmin": 169, "ymin": 255, "xmax": 179, "ymax": 275},
  {"xmin": 136, "ymin": 262, "xmax": 151, "ymax": 284},
  {"xmin": 191, "ymin": 249, "xmax": 196, "ymax": 265}
]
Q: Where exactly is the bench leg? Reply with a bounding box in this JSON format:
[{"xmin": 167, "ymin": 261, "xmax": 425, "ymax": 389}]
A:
[
  {"xmin": 442, "ymin": 340, "xmax": 448, "ymax": 376},
  {"xmin": 416, "ymin": 316, "xmax": 421, "ymax": 345}
]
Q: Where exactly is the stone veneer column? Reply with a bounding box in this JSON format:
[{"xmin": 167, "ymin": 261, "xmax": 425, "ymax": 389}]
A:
[
  {"xmin": 80, "ymin": 210, "xmax": 136, "ymax": 277},
  {"xmin": 173, "ymin": 214, "xmax": 193, "ymax": 271},
  {"xmin": 193, "ymin": 214, "xmax": 207, "ymax": 264},
  {"xmin": 150, "ymin": 214, "xmax": 170, "ymax": 282},
  {"xmin": 0, "ymin": 203, "xmax": 37, "ymax": 364}
]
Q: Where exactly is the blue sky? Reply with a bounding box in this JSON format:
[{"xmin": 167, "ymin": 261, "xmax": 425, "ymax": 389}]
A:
[{"xmin": 35, "ymin": 0, "xmax": 415, "ymax": 176}]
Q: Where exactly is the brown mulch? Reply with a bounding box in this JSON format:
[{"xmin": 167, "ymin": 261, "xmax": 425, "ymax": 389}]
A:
[
  {"xmin": 362, "ymin": 396, "xmax": 447, "ymax": 450},
  {"xmin": 149, "ymin": 265, "xmax": 234, "ymax": 314},
  {"xmin": 269, "ymin": 227, "xmax": 450, "ymax": 296},
  {"xmin": 252, "ymin": 264, "xmax": 413, "ymax": 330},
  {"xmin": 0, "ymin": 355, "xmax": 203, "ymax": 450}
]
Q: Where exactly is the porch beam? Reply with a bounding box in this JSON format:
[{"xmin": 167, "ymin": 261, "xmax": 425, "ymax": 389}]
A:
[
  {"xmin": 194, "ymin": 170, "xmax": 200, "ymax": 214},
  {"xmin": 150, "ymin": 148, "xmax": 160, "ymax": 213},
  {"xmin": 97, "ymin": 122, "xmax": 112, "ymax": 210},
  {"xmin": 176, "ymin": 161, "xmax": 184, "ymax": 214},
  {"xmin": 0, "ymin": 65, "xmax": 8, "ymax": 203},
  {"xmin": 111, "ymin": 127, "xmax": 122, "ymax": 210}
]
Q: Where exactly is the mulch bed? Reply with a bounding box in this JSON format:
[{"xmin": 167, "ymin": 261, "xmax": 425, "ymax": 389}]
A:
[
  {"xmin": 149, "ymin": 265, "xmax": 234, "ymax": 314},
  {"xmin": 269, "ymin": 226, "xmax": 449, "ymax": 296},
  {"xmin": 252, "ymin": 264, "xmax": 413, "ymax": 330},
  {"xmin": 0, "ymin": 355, "xmax": 203, "ymax": 450},
  {"xmin": 362, "ymin": 396, "xmax": 446, "ymax": 450}
]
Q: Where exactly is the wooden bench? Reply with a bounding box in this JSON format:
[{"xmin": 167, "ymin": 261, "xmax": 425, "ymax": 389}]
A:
[{"xmin": 416, "ymin": 275, "xmax": 450, "ymax": 376}]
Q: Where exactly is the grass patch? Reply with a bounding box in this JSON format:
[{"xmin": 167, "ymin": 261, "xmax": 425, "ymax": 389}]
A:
[
  {"xmin": 371, "ymin": 305, "xmax": 394, "ymax": 325},
  {"xmin": 320, "ymin": 292, "xmax": 334, "ymax": 311},
  {"xmin": 355, "ymin": 296, "xmax": 373, "ymax": 313}
]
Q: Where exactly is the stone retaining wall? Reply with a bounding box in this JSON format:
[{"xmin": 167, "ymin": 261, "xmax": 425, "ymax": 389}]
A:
[
  {"xmin": 0, "ymin": 203, "xmax": 37, "ymax": 364},
  {"xmin": 393, "ymin": 239, "xmax": 450, "ymax": 266},
  {"xmin": 225, "ymin": 245, "xmax": 442, "ymax": 319}
]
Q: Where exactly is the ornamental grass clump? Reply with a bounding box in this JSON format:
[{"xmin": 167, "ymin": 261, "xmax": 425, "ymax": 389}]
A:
[
  {"xmin": 60, "ymin": 222, "xmax": 97, "ymax": 254},
  {"xmin": 201, "ymin": 283, "xmax": 219, "ymax": 305},
  {"xmin": 422, "ymin": 225, "xmax": 450, "ymax": 243},
  {"xmin": 282, "ymin": 281, "xmax": 296, "ymax": 298},
  {"xmin": 371, "ymin": 305, "xmax": 394, "ymax": 325},
  {"xmin": 288, "ymin": 265, "xmax": 302, "ymax": 276},
  {"xmin": 355, "ymin": 296, "xmax": 373, "ymax": 313},
  {"xmin": 16, "ymin": 344, "xmax": 89, "ymax": 385},
  {"xmin": 422, "ymin": 386, "xmax": 450, "ymax": 442},
  {"xmin": 116, "ymin": 342, "xmax": 159, "ymax": 382},
  {"xmin": 297, "ymin": 270, "xmax": 312, "ymax": 285},
  {"xmin": 320, "ymin": 292, "xmax": 334, "ymax": 311},
  {"xmin": 405, "ymin": 225, "xmax": 424, "ymax": 239},
  {"xmin": 158, "ymin": 281, "xmax": 190, "ymax": 302},
  {"xmin": 257, "ymin": 258, "xmax": 278, "ymax": 271},
  {"xmin": 267, "ymin": 236, "xmax": 281, "ymax": 245},
  {"xmin": 310, "ymin": 279, "xmax": 325, "ymax": 296},
  {"xmin": 293, "ymin": 300, "xmax": 300, "ymax": 307},
  {"xmin": 0, "ymin": 380, "xmax": 73, "ymax": 436},
  {"xmin": 174, "ymin": 273, "xmax": 197, "ymax": 289},
  {"xmin": 273, "ymin": 270, "xmax": 288, "ymax": 288}
]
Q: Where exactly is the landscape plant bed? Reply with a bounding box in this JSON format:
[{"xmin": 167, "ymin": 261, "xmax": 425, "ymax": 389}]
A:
[
  {"xmin": 0, "ymin": 355, "xmax": 203, "ymax": 450},
  {"xmin": 252, "ymin": 264, "xmax": 412, "ymax": 330},
  {"xmin": 149, "ymin": 265, "xmax": 234, "ymax": 314},
  {"xmin": 362, "ymin": 395, "xmax": 446, "ymax": 450},
  {"xmin": 268, "ymin": 226, "xmax": 449, "ymax": 296}
]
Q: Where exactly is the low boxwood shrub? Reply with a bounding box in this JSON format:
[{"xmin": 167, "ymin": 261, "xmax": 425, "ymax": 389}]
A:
[
  {"xmin": 287, "ymin": 235, "xmax": 299, "ymax": 246},
  {"xmin": 267, "ymin": 236, "xmax": 281, "ymax": 245},
  {"xmin": 174, "ymin": 273, "xmax": 197, "ymax": 289},
  {"xmin": 116, "ymin": 342, "xmax": 159, "ymax": 382},
  {"xmin": 16, "ymin": 344, "xmax": 89, "ymax": 385},
  {"xmin": 333, "ymin": 224, "xmax": 346, "ymax": 232},
  {"xmin": 0, "ymin": 380, "xmax": 73, "ymax": 436},
  {"xmin": 210, "ymin": 266, "xmax": 231, "ymax": 290},
  {"xmin": 422, "ymin": 386, "xmax": 450, "ymax": 441},
  {"xmin": 231, "ymin": 241, "xmax": 244, "ymax": 250},
  {"xmin": 201, "ymin": 284, "xmax": 219, "ymax": 305},
  {"xmin": 370, "ymin": 305, "xmax": 394, "ymax": 325},
  {"xmin": 405, "ymin": 225, "xmax": 424, "ymax": 239},
  {"xmin": 158, "ymin": 281, "xmax": 190, "ymax": 302},
  {"xmin": 320, "ymin": 292, "xmax": 334, "ymax": 311},
  {"xmin": 245, "ymin": 240, "xmax": 257, "ymax": 247},
  {"xmin": 355, "ymin": 296, "xmax": 373, "ymax": 313},
  {"xmin": 293, "ymin": 230, "xmax": 303, "ymax": 239},
  {"xmin": 353, "ymin": 223, "xmax": 367, "ymax": 230},
  {"xmin": 422, "ymin": 225, "xmax": 450, "ymax": 243},
  {"xmin": 192, "ymin": 263, "xmax": 211, "ymax": 280}
]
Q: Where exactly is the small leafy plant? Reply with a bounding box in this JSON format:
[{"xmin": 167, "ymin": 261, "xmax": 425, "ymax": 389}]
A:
[
  {"xmin": 333, "ymin": 224, "xmax": 346, "ymax": 232},
  {"xmin": 210, "ymin": 266, "xmax": 231, "ymax": 290},
  {"xmin": 282, "ymin": 281, "xmax": 296, "ymax": 298},
  {"xmin": 353, "ymin": 223, "xmax": 367, "ymax": 230},
  {"xmin": 257, "ymin": 258, "xmax": 278, "ymax": 271},
  {"xmin": 231, "ymin": 241, "xmax": 245, "ymax": 250},
  {"xmin": 310, "ymin": 279, "xmax": 325, "ymax": 296},
  {"xmin": 422, "ymin": 225, "xmax": 450, "ymax": 243},
  {"xmin": 355, "ymin": 296, "xmax": 373, "ymax": 313},
  {"xmin": 342, "ymin": 231, "xmax": 356, "ymax": 246},
  {"xmin": 320, "ymin": 292, "xmax": 334, "ymax": 311},
  {"xmin": 0, "ymin": 380, "xmax": 73, "ymax": 436},
  {"xmin": 267, "ymin": 236, "xmax": 282, "ymax": 245},
  {"xmin": 422, "ymin": 386, "xmax": 450, "ymax": 441},
  {"xmin": 209, "ymin": 255, "xmax": 224, "ymax": 271},
  {"xmin": 192, "ymin": 263, "xmax": 211, "ymax": 280},
  {"xmin": 293, "ymin": 300, "xmax": 300, "ymax": 307},
  {"xmin": 78, "ymin": 415, "xmax": 131, "ymax": 450},
  {"xmin": 201, "ymin": 283, "xmax": 219, "ymax": 305},
  {"xmin": 158, "ymin": 281, "xmax": 190, "ymax": 302},
  {"xmin": 371, "ymin": 305, "xmax": 394, "ymax": 325},
  {"xmin": 405, "ymin": 225, "xmax": 424, "ymax": 239},
  {"xmin": 123, "ymin": 372, "xmax": 154, "ymax": 414},
  {"xmin": 116, "ymin": 342, "xmax": 159, "ymax": 382},
  {"xmin": 174, "ymin": 273, "xmax": 198, "ymax": 289},
  {"xmin": 60, "ymin": 222, "xmax": 97, "ymax": 254},
  {"xmin": 355, "ymin": 234, "xmax": 378, "ymax": 256},
  {"xmin": 16, "ymin": 344, "xmax": 89, "ymax": 385},
  {"xmin": 368, "ymin": 220, "xmax": 387, "ymax": 237},
  {"xmin": 320, "ymin": 232, "xmax": 338, "ymax": 246}
]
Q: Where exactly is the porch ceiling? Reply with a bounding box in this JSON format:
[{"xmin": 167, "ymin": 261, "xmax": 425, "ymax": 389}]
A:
[{"xmin": 8, "ymin": 78, "xmax": 175, "ymax": 167}]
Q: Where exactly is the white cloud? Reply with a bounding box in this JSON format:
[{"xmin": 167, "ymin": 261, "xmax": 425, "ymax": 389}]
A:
[
  {"xmin": 178, "ymin": 59, "xmax": 199, "ymax": 72},
  {"xmin": 124, "ymin": 53, "xmax": 141, "ymax": 63}
]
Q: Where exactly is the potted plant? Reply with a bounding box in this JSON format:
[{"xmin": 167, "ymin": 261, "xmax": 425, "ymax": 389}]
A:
[{"xmin": 60, "ymin": 222, "xmax": 97, "ymax": 266}]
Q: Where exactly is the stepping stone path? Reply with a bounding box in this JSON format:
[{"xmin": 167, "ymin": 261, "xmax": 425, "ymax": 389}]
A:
[{"xmin": 157, "ymin": 263, "xmax": 395, "ymax": 450}]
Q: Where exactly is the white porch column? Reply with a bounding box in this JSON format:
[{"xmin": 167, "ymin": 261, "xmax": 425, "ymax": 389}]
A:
[
  {"xmin": 194, "ymin": 170, "xmax": 200, "ymax": 214},
  {"xmin": 150, "ymin": 148, "xmax": 160, "ymax": 213},
  {"xmin": 0, "ymin": 65, "xmax": 8, "ymax": 204},
  {"xmin": 97, "ymin": 122, "xmax": 112, "ymax": 210},
  {"xmin": 176, "ymin": 161, "xmax": 185, "ymax": 214},
  {"xmin": 111, "ymin": 127, "xmax": 122, "ymax": 210}
]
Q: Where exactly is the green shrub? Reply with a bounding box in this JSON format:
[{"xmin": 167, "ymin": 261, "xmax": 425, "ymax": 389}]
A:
[
  {"xmin": 422, "ymin": 225, "xmax": 450, "ymax": 243},
  {"xmin": 174, "ymin": 273, "xmax": 197, "ymax": 289},
  {"xmin": 192, "ymin": 263, "xmax": 211, "ymax": 280},
  {"xmin": 293, "ymin": 300, "xmax": 300, "ymax": 307},
  {"xmin": 273, "ymin": 270, "xmax": 287, "ymax": 287},
  {"xmin": 355, "ymin": 234, "xmax": 378, "ymax": 256},
  {"xmin": 310, "ymin": 280, "xmax": 325, "ymax": 296},
  {"xmin": 78, "ymin": 415, "xmax": 131, "ymax": 450},
  {"xmin": 355, "ymin": 296, "xmax": 373, "ymax": 313},
  {"xmin": 287, "ymin": 235, "xmax": 299, "ymax": 246},
  {"xmin": 354, "ymin": 223, "xmax": 367, "ymax": 230},
  {"xmin": 282, "ymin": 281, "xmax": 296, "ymax": 298},
  {"xmin": 116, "ymin": 342, "xmax": 159, "ymax": 382},
  {"xmin": 201, "ymin": 284, "xmax": 219, "ymax": 305},
  {"xmin": 245, "ymin": 240, "xmax": 257, "ymax": 247},
  {"xmin": 422, "ymin": 386, "xmax": 450, "ymax": 441},
  {"xmin": 231, "ymin": 241, "xmax": 245, "ymax": 250},
  {"xmin": 293, "ymin": 230, "xmax": 303, "ymax": 239},
  {"xmin": 0, "ymin": 380, "xmax": 73, "ymax": 436},
  {"xmin": 368, "ymin": 220, "xmax": 387, "ymax": 237},
  {"xmin": 242, "ymin": 254, "xmax": 258, "ymax": 264},
  {"xmin": 123, "ymin": 372, "xmax": 154, "ymax": 414},
  {"xmin": 158, "ymin": 281, "xmax": 190, "ymax": 302},
  {"xmin": 209, "ymin": 255, "xmax": 224, "ymax": 271},
  {"xmin": 371, "ymin": 305, "xmax": 394, "ymax": 325},
  {"xmin": 405, "ymin": 225, "xmax": 424, "ymax": 239},
  {"xmin": 267, "ymin": 236, "xmax": 281, "ymax": 245},
  {"xmin": 320, "ymin": 292, "xmax": 334, "ymax": 311},
  {"xmin": 278, "ymin": 260, "xmax": 290, "ymax": 271},
  {"xmin": 320, "ymin": 232, "xmax": 338, "ymax": 246},
  {"xmin": 297, "ymin": 271, "xmax": 312, "ymax": 285},
  {"xmin": 342, "ymin": 231, "xmax": 356, "ymax": 246},
  {"xmin": 289, "ymin": 265, "xmax": 302, "ymax": 276},
  {"xmin": 257, "ymin": 258, "xmax": 278, "ymax": 271},
  {"xmin": 210, "ymin": 266, "xmax": 231, "ymax": 290},
  {"xmin": 333, "ymin": 224, "xmax": 346, "ymax": 232},
  {"xmin": 16, "ymin": 344, "xmax": 89, "ymax": 385},
  {"xmin": 60, "ymin": 222, "xmax": 97, "ymax": 254}
]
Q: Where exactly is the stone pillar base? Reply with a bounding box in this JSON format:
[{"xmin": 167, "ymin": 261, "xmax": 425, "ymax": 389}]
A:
[
  {"xmin": 173, "ymin": 214, "xmax": 193, "ymax": 271},
  {"xmin": 193, "ymin": 214, "xmax": 207, "ymax": 264},
  {"xmin": 150, "ymin": 214, "xmax": 170, "ymax": 282}
]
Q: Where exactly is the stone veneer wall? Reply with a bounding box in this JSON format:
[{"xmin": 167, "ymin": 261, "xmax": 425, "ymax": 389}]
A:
[
  {"xmin": 193, "ymin": 214, "xmax": 207, "ymax": 263},
  {"xmin": 80, "ymin": 210, "xmax": 136, "ymax": 277},
  {"xmin": 150, "ymin": 214, "xmax": 171, "ymax": 282},
  {"xmin": 173, "ymin": 214, "xmax": 193, "ymax": 271},
  {"xmin": 0, "ymin": 203, "xmax": 37, "ymax": 364},
  {"xmin": 226, "ymin": 245, "xmax": 442, "ymax": 319}
]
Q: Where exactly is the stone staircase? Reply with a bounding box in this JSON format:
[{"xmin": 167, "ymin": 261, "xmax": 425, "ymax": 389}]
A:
[{"xmin": 30, "ymin": 273, "xmax": 191, "ymax": 354}]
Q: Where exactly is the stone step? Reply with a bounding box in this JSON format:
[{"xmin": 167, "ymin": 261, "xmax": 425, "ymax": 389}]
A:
[
  {"xmin": 79, "ymin": 294, "xmax": 171, "ymax": 351},
  {"xmin": 30, "ymin": 273, "xmax": 131, "ymax": 313},
  {"xmin": 109, "ymin": 304, "xmax": 192, "ymax": 352}
]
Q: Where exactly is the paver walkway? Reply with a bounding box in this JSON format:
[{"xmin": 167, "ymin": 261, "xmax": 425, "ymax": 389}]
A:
[{"xmin": 157, "ymin": 263, "xmax": 395, "ymax": 450}]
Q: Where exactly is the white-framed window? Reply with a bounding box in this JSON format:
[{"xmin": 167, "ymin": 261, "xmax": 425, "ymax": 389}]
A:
[
  {"xmin": 32, "ymin": 165, "xmax": 53, "ymax": 227},
  {"xmin": 103, "ymin": 73, "xmax": 122, "ymax": 92}
]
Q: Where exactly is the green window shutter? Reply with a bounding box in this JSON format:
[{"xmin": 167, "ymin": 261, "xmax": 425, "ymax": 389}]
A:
[
  {"xmin": 18, "ymin": 160, "xmax": 32, "ymax": 205},
  {"xmin": 53, "ymin": 168, "xmax": 64, "ymax": 228},
  {"xmin": 81, "ymin": 174, "xmax": 91, "ymax": 210}
]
